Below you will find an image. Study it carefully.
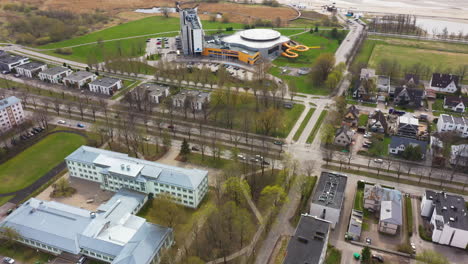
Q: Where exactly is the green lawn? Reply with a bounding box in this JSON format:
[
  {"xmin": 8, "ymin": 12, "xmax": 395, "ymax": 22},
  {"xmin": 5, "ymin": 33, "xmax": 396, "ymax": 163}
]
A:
[
  {"xmin": 273, "ymin": 32, "xmax": 341, "ymax": 68},
  {"xmin": 358, "ymin": 114, "xmax": 368, "ymax": 127},
  {"xmin": 368, "ymin": 44, "xmax": 468, "ymax": 75},
  {"xmin": 111, "ymin": 80, "xmax": 140, "ymax": 100},
  {"xmin": 306, "ymin": 110, "xmax": 328, "ymax": 143},
  {"xmin": 0, "ymin": 195, "xmax": 13, "ymax": 206},
  {"xmin": 350, "ymin": 39, "xmax": 377, "ymax": 69},
  {"xmin": 0, "ymin": 133, "xmax": 87, "ymax": 194},
  {"xmin": 405, "ymin": 196, "xmax": 413, "ymax": 236},
  {"xmin": 0, "ymin": 243, "xmax": 52, "ymax": 263},
  {"xmin": 186, "ymin": 153, "xmax": 235, "ymax": 169},
  {"xmin": 269, "ymin": 67, "xmax": 330, "ymax": 95},
  {"xmin": 324, "ymin": 245, "xmax": 342, "ymax": 264},
  {"xmin": 353, "ymin": 188, "xmax": 364, "ymax": 211},
  {"xmin": 280, "ymin": 104, "xmax": 306, "ymax": 138},
  {"xmin": 293, "ymin": 108, "xmax": 316, "ymax": 141}
]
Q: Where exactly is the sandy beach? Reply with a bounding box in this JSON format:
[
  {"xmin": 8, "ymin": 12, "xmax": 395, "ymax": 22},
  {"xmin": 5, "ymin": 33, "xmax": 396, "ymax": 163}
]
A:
[{"xmin": 282, "ymin": 0, "xmax": 468, "ymax": 20}]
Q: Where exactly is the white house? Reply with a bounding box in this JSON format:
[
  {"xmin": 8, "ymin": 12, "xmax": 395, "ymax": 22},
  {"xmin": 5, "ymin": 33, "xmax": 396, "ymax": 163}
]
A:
[
  {"xmin": 63, "ymin": 71, "xmax": 97, "ymax": 89},
  {"xmin": 89, "ymin": 77, "xmax": 123, "ymax": 96},
  {"xmin": 15, "ymin": 62, "xmax": 47, "ymax": 78},
  {"xmin": 436, "ymin": 114, "xmax": 468, "ymax": 138},
  {"xmin": 420, "ymin": 190, "xmax": 468, "ymax": 249},
  {"xmin": 38, "ymin": 66, "xmax": 73, "ymax": 84},
  {"xmin": 0, "ymin": 52, "xmax": 29, "ymax": 72},
  {"xmin": 139, "ymin": 83, "xmax": 170, "ymax": 104},
  {"xmin": 388, "ymin": 136, "xmax": 427, "ymax": 159},
  {"xmin": 172, "ymin": 89, "xmax": 210, "ymax": 111},
  {"xmin": 443, "ymin": 96, "xmax": 468, "ymax": 113},
  {"xmin": 429, "ymin": 73, "xmax": 459, "ymax": 93},
  {"xmin": 65, "ymin": 146, "xmax": 209, "ymax": 208},
  {"xmin": 0, "ymin": 96, "xmax": 25, "ymax": 133},
  {"xmin": 450, "ymin": 144, "xmax": 468, "ymax": 167}
]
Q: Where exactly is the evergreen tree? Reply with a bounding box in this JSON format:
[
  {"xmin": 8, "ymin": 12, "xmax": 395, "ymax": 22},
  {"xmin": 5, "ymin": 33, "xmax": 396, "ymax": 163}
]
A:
[
  {"xmin": 361, "ymin": 246, "xmax": 371, "ymax": 264},
  {"xmin": 180, "ymin": 138, "xmax": 191, "ymax": 157}
]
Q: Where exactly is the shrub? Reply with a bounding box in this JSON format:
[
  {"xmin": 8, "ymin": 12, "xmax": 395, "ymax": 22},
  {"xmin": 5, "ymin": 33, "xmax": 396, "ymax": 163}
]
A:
[
  {"xmin": 405, "ymin": 196, "xmax": 413, "ymax": 236},
  {"xmin": 55, "ymin": 47, "xmax": 73, "ymax": 55},
  {"xmin": 397, "ymin": 243, "xmax": 412, "ymax": 254},
  {"xmin": 419, "ymin": 225, "xmax": 432, "ymax": 241}
]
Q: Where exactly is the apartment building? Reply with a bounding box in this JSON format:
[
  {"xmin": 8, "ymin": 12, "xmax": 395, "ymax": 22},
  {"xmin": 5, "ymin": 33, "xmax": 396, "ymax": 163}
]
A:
[
  {"xmin": 436, "ymin": 114, "xmax": 468, "ymax": 138},
  {"xmin": 63, "ymin": 71, "xmax": 97, "ymax": 89},
  {"xmin": 0, "ymin": 189, "xmax": 173, "ymax": 264},
  {"xmin": 180, "ymin": 8, "xmax": 204, "ymax": 55},
  {"xmin": 38, "ymin": 66, "xmax": 73, "ymax": 84},
  {"xmin": 0, "ymin": 96, "xmax": 25, "ymax": 133},
  {"xmin": 15, "ymin": 61, "xmax": 47, "ymax": 78},
  {"xmin": 65, "ymin": 146, "xmax": 209, "ymax": 208},
  {"xmin": 172, "ymin": 89, "xmax": 210, "ymax": 111},
  {"xmin": 421, "ymin": 190, "xmax": 468, "ymax": 249},
  {"xmin": 89, "ymin": 77, "xmax": 123, "ymax": 96}
]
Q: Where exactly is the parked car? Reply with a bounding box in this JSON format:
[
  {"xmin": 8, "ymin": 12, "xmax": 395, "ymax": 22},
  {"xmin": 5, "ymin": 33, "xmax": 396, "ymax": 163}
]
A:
[
  {"xmin": 1, "ymin": 70, "xmax": 10, "ymax": 74},
  {"xmin": 6, "ymin": 209, "xmax": 13, "ymax": 215},
  {"xmin": 362, "ymin": 144, "xmax": 370, "ymax": 148},
  {"xmin": 255, "ymin": 154, "xmax": 264, "ymax": 160},
  {"xmin": 374, "ymin": 159, "xmax": 383, "ymax": 163},
  {"xmin": 363, "ymin": 133, "xmax": 372, "ymax": 138},
  {"xmin": 410, "ymin": 242, "xmax": 416, "ymax": 253},
  {"xmin": 167, "ymin": 124, "xmax": 174, "ymax": 129},
  {"xmin": 250, "ymin": 157, "xmax": 259, "ymax": 163},
  {"xmin": 273, "ymin": 140, "xmax": 284, "ymax": 146},
  {"xmin": 365, "ymin": 237, "xmax": 372, "ymax": 245},
  {"xmin": 2, "ymin": 257, "xmax": 15, "ymax": 264},
  {"xmin": 237, "ymin": 154, "xmax": 246, "ymax": 160},
  {"xmin": 77, "ymin": 123, "xmax": 85, "ymax": 128},
  {"xmin": 372, "ymin": 254, "xmax": 384, "ymax": 262},
  {"xmin": 143, "ymin": 137, "xmax": 150, "ymax": 141},
  {"xmin": 262, "ymin": 160, "xmax": 270, "ymax": 166},
  {"xmin": 76, "ymin": 256, "xmax": 87, "ymax": 264},
  {"xmin": 58, "ymin": 120, "xmax": 66, "ymax": 124},
  {"xmin": 191, "ymin": 146, "xmax": 200, "ymax": 151}
]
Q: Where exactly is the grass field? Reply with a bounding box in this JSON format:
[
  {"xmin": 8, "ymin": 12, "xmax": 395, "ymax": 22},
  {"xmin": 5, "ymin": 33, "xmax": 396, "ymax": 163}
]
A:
[
  {"xmin": 293, "ymin": 108, "xmax": 316, "ymax": 141},
  {"xmin": 274, "ymin": 32, "xmax": 340, "ymax": 68},
  {"xmin": 358, "ymin": 114, "xmax": 368, "ymax": 127},
  {"xmin": 353, "ymin": 188, "xmax": 364, "ymax": 211},
  {"xmin": 280, "ymin": 104, "xmax": 306, "ymax": 138},
  {"xmin": 0, "ymin": 133, "xmax": 87, "ymax": 194},
  {"xmin": 306, "ymin": 110, "xmax": 328, "ymax": 143},
  {"xmin": 0, "ymin": 195, "xmax": 13, "ymax": 206},
  {"xmin": 0, "ymin": 243, "xmax": 51, "ymax": 263},
  {"xmin": 269, "ymin": 67, "xmax": 329, "ymax": 95},
  {"xmin": 369, "ymin": 44, "xmax": 468, "ymax": 72},
  {"xmin": 324, "ymin": 245, "xmax": 342, "ymax": 264}
]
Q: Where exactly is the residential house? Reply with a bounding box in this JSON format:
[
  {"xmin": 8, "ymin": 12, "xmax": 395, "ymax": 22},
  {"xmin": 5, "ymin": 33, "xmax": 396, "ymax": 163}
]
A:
[
  {"xmin": 38, "ymin": 66, "xmax": 73, "ymax": 84},
  {"xmin": 347, "ymin": 210, "xmax": 363, "ymax": 241},
  {"xmin": 405, "ymin": 74, "xmax": 420, "ymax": 87},
  {"xmin": 66, "ymin": 146, "xmax": 209, "ymax": 208},
  {"xmin": 172, "ymin": 89, "xmax": 211, "ymax": 111},
  {"xmin": 420, "ymin": 190, "xmax": 468, "ymax": 249},
  {"xmin": 368, "ymin": 110, "xmax": 388, "ymax": 133},
  {"xmin": 393, "ymin": 86, "xmax": 424, "ymax": 108},
  {"xmin": 0, "ymin": 96, "xmax": 25, "ymax": 133},
  {"xmin": 429, "ymin": 73, "xmax": 459, "ymax": 93},
  {"xmin": 309, "ymin": 172, "xmax": 347, "ymax": 229},
  {"xmin": 334, "ymin": 125, "xmax": 354, "ymax": 146},
  {"xmin": 377, "ymin": 75, "xmax": 390, "ymax": 93},
  {"xmin": 352, "ymin": 79, "xmax": 377, "ymax": 102},
  {"xmin": 15, "ymin": 62, "xmax": 47, "ymax": 78},
  {"xmin": 443, "ymin": 96, "xmax": 468, "ymax": 112},
  {"xmin": 450, "ymin": 144, "xmax": 468, "ymax": 167},
  {"xmin": 397, "ymin": 116, "xmax": 419, "ymax": 138},
  {"xmin": 0, "ymin": 52, "xmax": 29, "ymax": 72},
  {"xmin": 343, "ymin": 105, "xmax": 360, "ymax": 127},
  {"xmin": 283, "ymin": 214, "xmax": 330, "ymax": 264},
  {"xmin": 436, "ymin": 114, "xmax": 468, "ymax": 138},
  {"xmin": 0, "ymin": 189, "xmax": 174, "ymax": 264},
  {"xmin": 63, "ymin": 71, "xmax": 97, "ymax": 89},
  {"xmin": 88, "ymin": 77, "xmax": 123, "ymax": 96},
  {"xmin": 363, "ymin": 184, "xmax": 403, "ymax": 235},
  {"xmin": 389, "ymin": 136, "xmax": 427, "ymax": 159},
  {"xmin": 139, "ymin": 83, "xmax": 170, "ymax": 104}
]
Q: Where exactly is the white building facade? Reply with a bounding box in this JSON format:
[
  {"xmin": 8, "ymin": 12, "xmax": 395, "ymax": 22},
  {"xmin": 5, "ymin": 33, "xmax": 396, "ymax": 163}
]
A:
[
  {"xmin": 0, "ymin": 96, "xmax": 25, "ymax": 133},
  {"xmin": 65, "ymin": 146, "xmax": 209, "ymax": 208},
  {"xmin": 89, "ymin": 78, "xmax": 123, "ymax": 96},
  {"xmin": 38, "ymin": 66, "xmax": 73, "ymax": 84},
  {"xmin": 436, "ymin": 114, "xmax": 468, "ymax": 138},
  {"xmin": 15, "ymin": 62, "xmax": 47, "ymax": 78}
]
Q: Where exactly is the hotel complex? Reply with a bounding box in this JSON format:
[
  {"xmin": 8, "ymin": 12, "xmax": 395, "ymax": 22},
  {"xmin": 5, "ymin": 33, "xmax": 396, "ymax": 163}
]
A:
[
  {"xmin": 179, "ymin": 8, "xmax": 291, "ymax": 64},
  {"xmin": 0, "ymin": 189, "xmax": 173, "ymax": 264},
  {"xmin": 65, "ymin": 146, "xmax": 209, "ymax": 208}
]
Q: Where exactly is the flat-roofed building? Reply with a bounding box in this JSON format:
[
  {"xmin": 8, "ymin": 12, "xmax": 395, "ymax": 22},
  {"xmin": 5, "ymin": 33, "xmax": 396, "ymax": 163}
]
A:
[
  {"xmin": 38, "ymin": 66, "xmax": 73, "ymax": 84},
  {"xmin": 65, "ymin": 146, "xmax": 209, "ymax": 208},
  {"xmin": 180, "ymin": 8, "xmax": 204, "ymax": 55},
  {"xmin": 0, "ymin": 52, "xmax": 29, "ymax": 72},
  {"xmin": 63, "ymin": 71, "xmax": 97, "ymax": 89},
  {"xmin": 89, "ymin": 77, "xmax": 123, "ymax": 96},
  {"xmin": 15, "ymin": 61, "xmax": 47, "ymax": 78},
  {"xmin": 0, "ymin": 189, "xmax": 173, "ymax": 264},
  {"xmin": 309, "ymin": 172, "xmax": 347, "ymax": 229},
  {"xmin": 0, "ymin": 96, "xmax": 25, "ymax": 133}
]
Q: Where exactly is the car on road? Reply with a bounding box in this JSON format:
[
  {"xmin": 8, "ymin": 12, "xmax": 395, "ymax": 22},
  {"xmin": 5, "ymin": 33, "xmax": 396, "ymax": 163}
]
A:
[
  {"xmin": 6, "ymin": 208, "xmax": 13, "ymax": 215},
  {"xmin": 363, "ymin": 132, "xmax": 372, "ymax": 138},
  {"xmin": 58, "ymin": 120, "xmax": 66, "ymax": 124},
  {"xmin": 410, "ymin": 242, "xmax": 416, "ymax": 253},
  {"xmin": 143, "ymin": 137, "xmax": 150, "ymax": 141},
  {"xmin": 255, "ymin": 154, "xmax": 264, "ymax": 160},
  {"xmin": 2, "ymin": 257, "xmax": 15, "ymax": 264},
  {"xmin": 372, "ymin": 254, "xmax": 384, "ymax": 262},
  {"xmin": 365, "ymin": 237, "xmax": 372, "ymax": 245},
  {"xmin": 250, "ymin": 157, "xmax": 259, "ymax": 163},
  {"xmin": 167, "ymin": 124, "xmax": 174, "ymax": 129},
  {"xmin": 374, "ymin": 159, "xmax": 383, "ymax": 163},
  {"xmin": 1, "ymin": 70, "xmax": 10, "ymax": 74},
  {"xmin": 191, "ymin": 146, "xmax": 200, "ymax": 151},
  {"xmin": 77, "ymin": 123, "xmax": 85, "ymax": 128},
  {"xmin": 262, "ymin": 160, "xmax": 270, "ymax": 166},
  {"xmin": 273, "ymin": 140, "xmax": 283, "ymax": 146},
  {"xmin": 237, "ymin": 154, "xmax": 246, "ymax": 160}
]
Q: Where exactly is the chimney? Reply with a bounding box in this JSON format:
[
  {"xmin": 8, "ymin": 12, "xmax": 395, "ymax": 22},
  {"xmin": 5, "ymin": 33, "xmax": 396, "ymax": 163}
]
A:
[
  {"xmin": 121, "ymin": 164, "xmax": 125, "ymax": 170},
  {"xmin": 126, "ymin": 165, "xmax": 130, "ymax": 171}
]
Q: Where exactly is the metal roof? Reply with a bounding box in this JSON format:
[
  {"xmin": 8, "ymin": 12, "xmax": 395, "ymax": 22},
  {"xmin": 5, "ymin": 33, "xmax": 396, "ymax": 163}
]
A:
[
  {"xmin": 90, "ymin": 77, "xmax": 121, "ymax": 87},
  {"xmin": 40, "ymin": 66, "xmax": 70, "ymax": 76},
  {"xmin": 15, "ymin": 61, "xmax": 46, "ymax": 70},
  {"xmin": 0, "ymin": 52, "xmax": 28, "ymax": 64},
  {"xmin": 222, "ymin": 30, "xmax": 289, "ymax": 50},
  {"xmin": 425, "ymin": 190, "xmax": 468, "ymax": 231},
  {"xmin": 0, "ymin": 96, "xmax": 21, "ymax": 110},
  {"xmin": 63, "ymin": 71, "xmax": 96, "ymax": 82}
]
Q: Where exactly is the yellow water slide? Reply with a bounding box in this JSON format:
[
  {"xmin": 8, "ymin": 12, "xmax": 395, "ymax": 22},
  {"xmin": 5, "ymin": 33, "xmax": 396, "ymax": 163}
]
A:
[{"xmin": 281, "ymin": 42, "xmax": 320, "ymax": 58}]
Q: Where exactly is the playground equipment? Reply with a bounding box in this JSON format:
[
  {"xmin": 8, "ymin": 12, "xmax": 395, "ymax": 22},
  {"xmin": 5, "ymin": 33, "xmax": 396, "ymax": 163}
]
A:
[{"xmin": 281, "ymin": 42, "xmax": 320, "ymax": 58}]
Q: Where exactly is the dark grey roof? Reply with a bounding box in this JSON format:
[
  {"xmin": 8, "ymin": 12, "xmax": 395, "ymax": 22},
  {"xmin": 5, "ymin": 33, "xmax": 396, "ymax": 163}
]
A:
[
  {"xmin": 90, "ymin": 77, "xmax": 121, "ymax": 87},
  {"xmin": 0, "ymin": 52, "xmax": 28, "ymax": 64},
  {"xmin": 394, "ymin": 86, "xmax": 424, "ymax": 106},
  {"xmin": 15, "ymin": 61, "xmax": 46, "ymax": 70},
  {"xmin": 444, "ymin": 96, "xmax": 468, "ymax": 107},
  {"xmin": 369, "ymin": 110, "xmax": 388, "ymax": 132},
  {"xmin": 283, "ymin": 215, "xmax": 330, "ymax": 264},
  {"xmin": 425, "ymin": 190, "xmax": 468, "ymax": 230},
  {"xmin": 64, "ymin": 71, "xmax": 96, "ymax": 82},
  {"xmin": 311, "ymin": 172, "xmax": 347, "ymax": 210},
  {"xmin": 346, "ymin": 105, "xmax": 359, "ymax": 118},
  {"xmin": 431, "ymin": 73, "xmax": 459, "ymax": 88},
  {"xmin": 40, "ymin": 66, "xmax": 70, "ymax": 76},
  {"xmin": 405, "ymin": 74, "xmax": 420, "ymax": 85},
  {"xmin": 389, "ymin": 136, "xmax": 427, "ymax": 153}
]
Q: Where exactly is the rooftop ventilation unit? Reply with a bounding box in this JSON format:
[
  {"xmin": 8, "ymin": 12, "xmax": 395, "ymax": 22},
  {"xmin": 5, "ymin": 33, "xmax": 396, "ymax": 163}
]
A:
[
  {"xmin": 126, "ymin": 165, "xmax": 130, "ymax": 171},
  {"xmin": 297, "ymin": 236, "xmax": 308, "ymax": 244},
  {"xmin": 121, "ymin": 164, "xmax": 125, "ymax": 170},
  {"xmin": 442, "ymin": 206, "xmax": 447, "ymax": 210}
]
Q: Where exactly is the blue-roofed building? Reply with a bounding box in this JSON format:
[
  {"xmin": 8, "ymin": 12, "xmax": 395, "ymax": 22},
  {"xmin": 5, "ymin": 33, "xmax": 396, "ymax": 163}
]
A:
[
  {"xmin": 65, "ymin": 146, "xmax": 209, "ymax": 208},
  {"xmin": 0, "ymin": 189, "xmax": 173, "ymax": 264}
]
